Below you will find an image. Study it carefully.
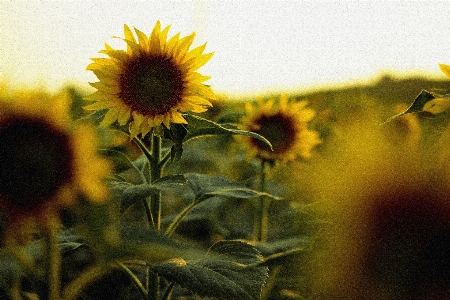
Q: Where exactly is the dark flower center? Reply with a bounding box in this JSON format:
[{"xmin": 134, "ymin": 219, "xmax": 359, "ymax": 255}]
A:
[
  {"xmin": 250, "ymin": 113, "xmax": 297, "ymax": 156},
  {"xmin": 365, "ymin": 187, "xmax": 450, "ymax": 297},
  {"xmin": 0, "ymin": 117, "xmax": 74, "ymax": 210},
  {"xmin": 119, "ymin": 54, "xmax": 184, "ymax": 116}
]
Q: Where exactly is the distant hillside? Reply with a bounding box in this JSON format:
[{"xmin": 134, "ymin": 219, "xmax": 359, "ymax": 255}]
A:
[{"xmin": 297, "ymin": 75, "xmax": 449, "ymax": 105}]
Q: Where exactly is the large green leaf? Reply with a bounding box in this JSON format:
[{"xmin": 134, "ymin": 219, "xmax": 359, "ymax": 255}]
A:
[
  {"xmin": 109, "ymin": 175, "xmax": 187, "ymax": 212},
  {"xmin": 163, "ymin": 173, "xmax": 282, "ymax": 236},
  {"xmin": 151, "ymin": 240, "xmax": 268, "ymax": 300},
  {"xmin": 184, "ymin": 172, "xmax": 282, "ymax": 203}
]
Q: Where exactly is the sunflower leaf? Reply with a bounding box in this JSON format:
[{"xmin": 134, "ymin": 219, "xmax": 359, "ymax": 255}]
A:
[
  {"xmin": 383, "ymin": 90, "xmax": 445, "ymax": 123},
  {"xmin": 252, "ymin": 237, "xmax": 311, "ymax": 267},
  {"xmin": 151, "ymin": 240, "xmax": 268, "ymax": 300},
  {"xmin": 183, "ymin": 114, "xmax": 273, "ymax": 150},
  {"xmin": 163, "ymin": 123, "xmax": 187, "ymax": 162},
  {"xmin": 184, "ymin": 172, "xmax": 282, "ymax": 203},
  {"xmin": 109, "ymin": 175, "xmax": 187, "ymax": 212}
]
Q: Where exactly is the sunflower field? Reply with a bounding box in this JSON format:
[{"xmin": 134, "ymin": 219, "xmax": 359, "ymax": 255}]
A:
[{"xmin": 2, "ymin": 21, "xmax": 450, "ymax": 300}]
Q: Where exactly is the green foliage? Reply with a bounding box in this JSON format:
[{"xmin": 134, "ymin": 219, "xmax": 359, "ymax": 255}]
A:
[
  {"xmin": 4, "ymin": 75, "xmax": 450, "ymax": 300},
  {"xmin": 152, "ymin": 240, "xmax": 268, "ymax": 300},
  {"xmin": 184, "ymin": 173, "xmax": 282, "ymax": 203},
  {"xmin": 164, "ymin": 114, "xmax": 272, "ymax": 162}
]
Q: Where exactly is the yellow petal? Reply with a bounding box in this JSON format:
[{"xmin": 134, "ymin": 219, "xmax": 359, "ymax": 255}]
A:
[
  {"xmin": 123, "ymin": 24, "xmax": 136, "ymax": 44},
  {"xmin": 83, "ymin": 101, "xmax": 111, "ymax": 111},
  {"xmin": 153, "ymin": 114, "xmax": 163, "ymax": 126},
  {"xmin": 140, "ymin": 119, "xmax": 153, "ymax": 137},
  {"xmin": 189, "ymin": 52, "xmax": 214, "ymax": 71},
  {"xmin": 150, "ymin": 20, "xmax": 162, "ymax": 55},
  {"xmin": 103, "ymin": 49, "xmax": 129, "ymax": 62},
  {"xmin": 174, "ymin": 33, "xmax": 195, "ymax": 60},
  {"xmin": 184, "ymin": 95, "xmax": 212, "ymax": 107},
  {"xmin": 184, "ymin": 72, "xmax": 211, "ymax": 83},
  {"xmin": 86, "ymin": 62, "xmax": 102, "ymax": 71},
  {"xmin": 170, "ymin": 111, "xmax": 188, "ymax": 124},
  {"xmin": 186, "ymin": 84, "xmax": 217, "ymax": 100},
  {"xmin": 166, "ymin": 32, "xmax": 181, "ymax": 53},
  {"xmin": 185, "ymin": 43, "xmax": 207, "ymax": 61},
  {"xmin": 100, "ymin": 107, "xmax": 120, "ymax": 126},
  {"xmin": 162, "ymin": 113, "xmax": 172, "ymax": 128},
  {"xmin": 134, "ymin": 27, "xmax": 149, "ymax": 49},
  {"xmin": 121, "ymin": 38, "xmax": 141, "ymax": 55},
  {"xmin": 117, "ymin": 106, "xmax": 131, "ymax": 125},
  {"xmin": 159, "ymin": 24, "xmax": 171, "ymax": 51}
]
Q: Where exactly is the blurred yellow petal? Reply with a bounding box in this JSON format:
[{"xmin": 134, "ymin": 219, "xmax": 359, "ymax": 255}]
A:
[{"xmin": 440, "ymin": 64, "xmax": 450, "ymax": 78}]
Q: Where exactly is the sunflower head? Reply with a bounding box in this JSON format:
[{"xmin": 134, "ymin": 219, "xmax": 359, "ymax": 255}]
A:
[
  {"xmin": 240, "ymin": 94, "xmax": 321, "ymax": 163},
  {"xmin": 0, "ymin": 88, "xmax": 110, "ymax": 232},
  {"xmin": 85, "ymin": 21, "xmax": 216, "ymax": 138}
]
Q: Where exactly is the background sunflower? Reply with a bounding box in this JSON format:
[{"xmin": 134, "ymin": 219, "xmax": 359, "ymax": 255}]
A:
[
  {"xmin": 0, "ymin": 89, "xmax": 110, "ymax": 234},
  {"xmin": 240, "ymin": 94, "xmax": 321, "ymax": 163}
]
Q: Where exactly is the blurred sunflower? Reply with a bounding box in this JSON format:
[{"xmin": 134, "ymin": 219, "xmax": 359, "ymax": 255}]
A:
[
  {"xmin": 440, "ymin": 63, "xmax": 450, "ymax": 78},
  {"xmin": 85, "ymin": 21, "xmax": 216, "ymax": 138},
  {"xmin": 0, "ymin": 89, "xmax": 110, "ymax": 231},
  {"xmin": 310, "ymin": 127, "xmax": 450, "ymax": 300},
  {"xmin": 240, "ymin": 94, "xmax": 321, "ymax": 162},
  {"xmin": 383, "ymin": 103, "xmax": 421, "ymax": 148}
]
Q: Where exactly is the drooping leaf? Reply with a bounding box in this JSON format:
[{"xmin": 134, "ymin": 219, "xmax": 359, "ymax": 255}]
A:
[
  {"xmin": 252, "ymin": 237, "xmax": 311, "ymax": 267},
  {"xmin": 184, "ymin": 172, "xmax": 282, "ymax": 203},
  {"xmin": 162, "ymin": 114, "xmax": 272, "ymax": 162},
  {"xmin": 183, "ymin": 114, "xmax": 272, "ymax": 150},
  {"xmin": 151, "ymin": 240, "xmax": 268, "ymax": 300},
  {"xmin": 109, "ymin": 175, "xmax": 187, "ymax": 212},
  {"xmin": 383, "ymin": 90, "xmax": 445, "ymax": 123}
]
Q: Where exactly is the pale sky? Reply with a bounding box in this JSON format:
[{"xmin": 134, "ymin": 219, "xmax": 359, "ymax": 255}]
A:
[{"xmin": 1, "ymin": 1, "xmax": 450, "ymax": 96}]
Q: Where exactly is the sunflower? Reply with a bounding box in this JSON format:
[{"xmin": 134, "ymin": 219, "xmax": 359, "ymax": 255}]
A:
[
  {"xmin": 85, "ymin": 21, "xmax": 216, "ymax": 138},
  {"xmin": 309, "ymin": 127, "xmax": 450, "ymax": 300},
  {"xmin": 0, "ymin": 89, "xmax": 110, "ymax": 231},
  {"xmin": 240, "ymin": 94, "xmax": 321, "ymax": 162},
  {"xmin": 383, "ymin": 103, "xmax": 421, "ymax": 148},
  {"xmin": 440, "ymin": 63, "xmax": 450, "ymax": 78}
]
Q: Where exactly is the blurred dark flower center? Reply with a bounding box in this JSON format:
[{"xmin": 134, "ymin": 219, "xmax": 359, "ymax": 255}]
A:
[
  {"xmin": 251, "ymin": 113, "xmax": 297, "ymax": 155},
  {"xmin": 366, "ymin": 188, "xmax": 450, "ymax": 295},
  {"xmin": 119, "ymin": 54, "xmax": 184, "ymax": 116},
  {"xmin": 0, "ymin": 117, "xmax": 74, "ymax": 209}
]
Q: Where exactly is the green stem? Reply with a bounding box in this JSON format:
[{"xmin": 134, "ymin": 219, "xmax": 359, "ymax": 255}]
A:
[
  {"xmin": 150, "ymin": 134, "xmax": 162, "ymax": 231},
  {"xmin": 148, "ymin": 270, "xmax": 160, "ymax": 300},
  {"xmin": 260, "ymin": 265, "xmax": 282, "ymax": 300},
  {"xmin": 133, "ymin": 137, "xmax": 154, "ymax": 165},
  {"xmin": 165, "ymin": 202, "xmax": 198, "ymax": 237},
  {"xmin": 116, "ymin": 261, "xmax": 148, "ymax": 299},
  {"xmin": 149, "ymin": 134, "xmax": 163, "ymax": 300},
  {"xmin": 62, "ymin": 264, "xmax": 110, "ymax": 300},
  {"xmin": 158, "ymin": 150, "xmax": 172, "ymax": 169},
  {"xmin": 160, "ymin": 282, "xmax": 175, "ymax": 300},
  {"xmin": 133, "ymin": 137, "xmax": 155, "ymax": 227},
  {"xmin": 255, "ymin": 160, "xmax": 270, "ymax": 242},
  {"xmin": 46, "ymin": 221, "xmax": 61, "ymax": 300}
]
